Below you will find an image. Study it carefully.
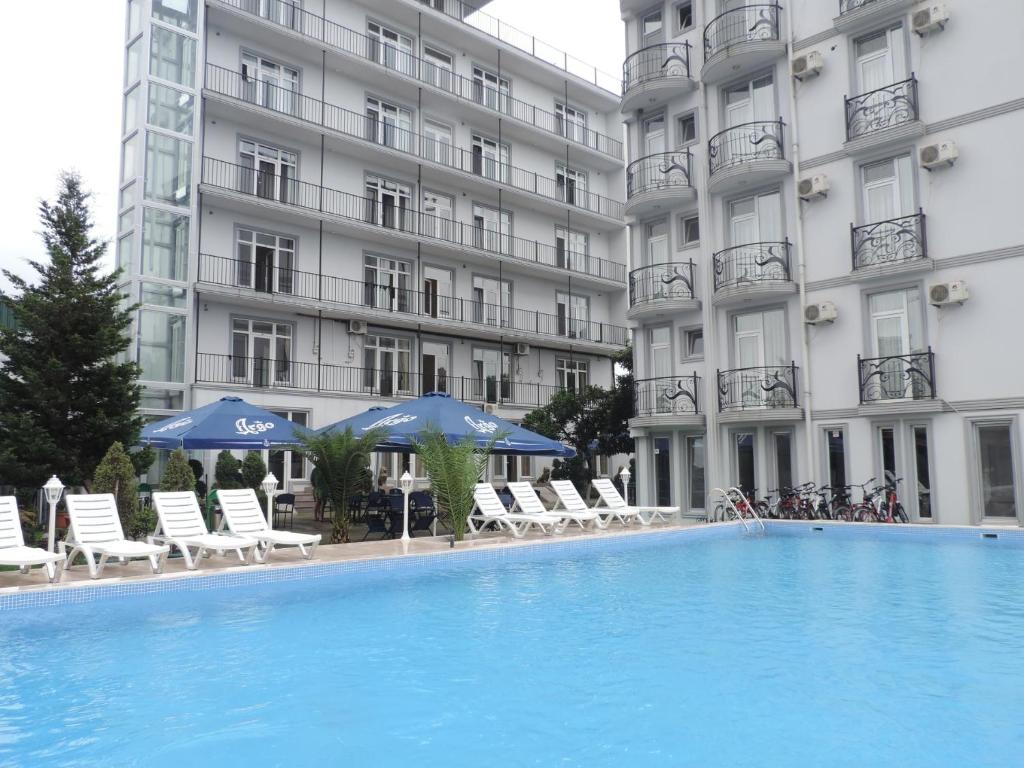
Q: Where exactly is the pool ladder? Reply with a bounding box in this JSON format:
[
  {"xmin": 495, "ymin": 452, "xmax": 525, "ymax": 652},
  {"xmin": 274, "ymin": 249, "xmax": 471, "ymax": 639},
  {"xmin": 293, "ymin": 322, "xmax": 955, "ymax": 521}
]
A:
[{"xmin": 710, "ymin": 487, "xmax": 766, "ymax": 533}]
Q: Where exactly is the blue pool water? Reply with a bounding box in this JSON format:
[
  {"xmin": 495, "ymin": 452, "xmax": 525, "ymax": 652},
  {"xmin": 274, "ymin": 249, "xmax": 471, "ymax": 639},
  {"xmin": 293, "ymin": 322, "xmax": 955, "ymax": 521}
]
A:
[{"xmin": 2, "ymin": 529, "xmax": 1024, "ymax": 767}]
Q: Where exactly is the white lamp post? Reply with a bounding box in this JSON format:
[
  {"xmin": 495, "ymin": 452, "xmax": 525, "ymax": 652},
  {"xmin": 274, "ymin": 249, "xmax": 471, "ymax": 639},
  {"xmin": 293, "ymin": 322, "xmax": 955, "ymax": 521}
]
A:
[
  {"xmin": 261, "ymin": 472, "xmax": 278, "ymax": 530},
  {"xmin": 619, "ymin": 465, "xmax": 631, "ymax": 506},
  {"xmin": 43, "ymin": 475, "xmax": 64, "ymax": 553},
  {"xmin": 400, "ymin": 470, "xmax": 413, "ymax": 544}
]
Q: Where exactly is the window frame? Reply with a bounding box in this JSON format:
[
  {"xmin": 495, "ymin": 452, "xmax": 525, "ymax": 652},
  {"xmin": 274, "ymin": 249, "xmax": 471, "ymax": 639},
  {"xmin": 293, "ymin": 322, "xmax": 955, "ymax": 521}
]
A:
[
  {"xmin": 673, "ymin": 1, "xmax": 695, "ymax": 35},
  {"xmin": 966, "ymin": 416, "xmax": 1023, "ymax": 525},
  {"xmin": 677, "ymin": 213, "xmax": 700, "ymax": 250},
  {"xmin": 680, "ymin": 326, "xmax": 704, "ymax": 362},
  {"xmin": 675, "ymin": 109, "xmax": 699, "ymax": 148}
]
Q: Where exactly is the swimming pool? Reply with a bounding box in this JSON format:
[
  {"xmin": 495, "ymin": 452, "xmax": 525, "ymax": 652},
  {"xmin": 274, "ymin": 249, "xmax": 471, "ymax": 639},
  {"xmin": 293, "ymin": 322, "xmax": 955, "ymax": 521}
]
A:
[{"xmin": 2, "ymin": 524, "xmax": 1023, "ymax": 766}]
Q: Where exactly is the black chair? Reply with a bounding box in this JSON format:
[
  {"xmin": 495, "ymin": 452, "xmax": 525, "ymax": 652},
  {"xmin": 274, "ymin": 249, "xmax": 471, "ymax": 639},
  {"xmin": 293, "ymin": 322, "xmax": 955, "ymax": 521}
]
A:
[
  {"xmin": 274, "ymin": 493, "xmax": 295, "ymax": 529},
  {"xmin": 361, "ymin": 509, "xmax": 390, "ymax": 541},
  {"xmin": 409, "ymin": 491, "xmax": 437, "ymax": 537},
  {"xmin": 496, "ymin": 488, "xmax": 514, "ymax": 510},
  {"xmin": 387, "ymin": 509, "xmax": 408, "ymax": 539}
]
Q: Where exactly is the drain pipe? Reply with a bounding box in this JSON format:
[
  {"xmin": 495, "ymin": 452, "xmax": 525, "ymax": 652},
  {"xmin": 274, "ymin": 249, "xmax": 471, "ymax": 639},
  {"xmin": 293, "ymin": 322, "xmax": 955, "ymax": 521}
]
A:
[{"xmin": 785, "ymin": 9, "xmax": 816, "ymax": 482}]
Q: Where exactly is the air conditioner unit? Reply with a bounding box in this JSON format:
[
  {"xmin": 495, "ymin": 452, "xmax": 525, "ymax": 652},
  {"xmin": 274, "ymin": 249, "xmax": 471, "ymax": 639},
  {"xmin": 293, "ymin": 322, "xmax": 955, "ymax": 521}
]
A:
[
  {"xmin": 792, "ymin": 51, "xmax": 823, "ymax": 81},
  {"xmin": 798, "ymin": 174, "xmax": 830, "ymax": 201},
  {"xmin": 514, "ymin": 342, "xmax": 530, "ymax": 356},
  {"xmin": 920, "ymin": 140, "xmax": 959, "ymax": 170},
  {"xmin": 348, "ymin": 319, "xmax": 368, "ymax": 334},
  {"xmin": 804, "ymin": 301, "xmax": 837, "ymax": 325},
  {"xmin": 483, "ymin": 403, "xmax": 498, "ymax": 415},
  {"xmin": 929, "ymin": 281, "xmax": 969, "ymax": 306},
  {"xmin": 913, "ymin": 4, "xmax": 949, "ymax": 35}
]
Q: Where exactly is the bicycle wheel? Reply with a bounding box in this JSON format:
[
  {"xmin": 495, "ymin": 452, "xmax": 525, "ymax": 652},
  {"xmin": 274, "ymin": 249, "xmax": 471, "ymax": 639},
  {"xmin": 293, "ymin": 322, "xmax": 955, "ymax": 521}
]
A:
[
  {"xmin": 832, "ymin": 505, "xmax": 851, "ymax": 522},
  {"xmin": 895, "ymin": 503, "xmax": 908, "ymax": 524}
]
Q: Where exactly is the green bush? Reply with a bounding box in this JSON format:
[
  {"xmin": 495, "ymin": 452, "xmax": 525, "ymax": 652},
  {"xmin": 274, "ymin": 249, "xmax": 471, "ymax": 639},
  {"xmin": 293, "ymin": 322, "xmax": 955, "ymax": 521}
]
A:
[
  {"xmin": 160, "ymin": 449, "xmax": 196, "ymax": 493},
  {"xmin": 92, "ymin": 442, "xmax": 145, "ymax": 538},
  {"xmin": 214, "ymin": 450, "xmax": 242, "ymax": 490},
  {"xmin": 241, "ymin": 451, "xmax": 267, "ymax": 491}
]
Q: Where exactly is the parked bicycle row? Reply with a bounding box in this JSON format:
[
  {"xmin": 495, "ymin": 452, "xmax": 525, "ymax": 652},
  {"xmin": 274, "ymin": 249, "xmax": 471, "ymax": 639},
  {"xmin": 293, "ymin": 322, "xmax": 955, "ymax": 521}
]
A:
[{"xmin": 711, "ymin": 478, "xmax": 909, "ymax": 524}]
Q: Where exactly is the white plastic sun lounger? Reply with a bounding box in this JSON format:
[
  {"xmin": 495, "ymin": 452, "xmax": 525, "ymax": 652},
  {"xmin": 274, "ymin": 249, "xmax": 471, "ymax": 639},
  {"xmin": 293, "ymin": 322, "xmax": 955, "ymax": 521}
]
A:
[
  {"xmin": 591, "ymin": 478, "xmax": 680, "ymax": 526},
  {"xmin": 62, "ymin": 494, "xmax": 170, "ymax": 579},
  {"xmin": 150, "ymin": 491, "xmax": 260, "ymax": 570},
  {"xmin": 467, "ymin": 483, "xmax": 563, "ymax": 538},
  {"xmin": 215, "ymin": 488, "xmax": 320, "ymax": 562},
  {"xmin": 0, "ymin": 496, "xmax": 66, "ymax": 583},
  {"xmin": 507, "ymin": 481, "xmax": 600, "ymax": 531},
  {"xmin": 548, "ymin": 481, "xmax": 609, "ymax": 530}
]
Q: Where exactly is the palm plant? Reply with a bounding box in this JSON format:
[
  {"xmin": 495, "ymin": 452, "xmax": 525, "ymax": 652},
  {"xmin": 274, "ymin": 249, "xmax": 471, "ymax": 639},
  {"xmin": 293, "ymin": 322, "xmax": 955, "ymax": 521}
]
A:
[
  {"xmin": 295, "ymin": 426, "xmax": 385, "ymax": 544},
  {"xmin": 412, "ymin": 427, "xmax": 496, "ymax": 541}
]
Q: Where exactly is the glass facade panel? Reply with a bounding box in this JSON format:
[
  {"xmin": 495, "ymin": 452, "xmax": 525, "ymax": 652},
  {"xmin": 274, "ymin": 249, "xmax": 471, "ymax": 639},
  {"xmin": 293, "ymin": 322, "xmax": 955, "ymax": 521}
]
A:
[
  {"xmin": 119, "ymin": 182, "xmax": 137, "ymax": 211},
  {"xmin": 144, "ymin": 132, "xmax": 192, "ymax": 206},
  {"xmin": 118, "ymin": 210, "xmax": 134, "ymax": 235},
  {"xmin": 124, "ymin": 85, "xmax": 140, "ymax": 135},
  {"xmin": 148, "ymin": 83, "xmax": 194, "ymax": 135},
  {"xmin": 978, "ymin": 424, "xmax": 1017, "ymax": 518},
  {"xmin": 138, "ymin": 309, "xmax": 186, "ymax": 383},
  {"xmin": 141, "ymin": 208, "xmax": 189, "ymax": 281},
  {"xmin": 141, "ymin": 282, "xmax": 187, "ymax": 308},
  {"xmin": 912, "ymin": 426, "xmax": 932, "ymax": 519},
  {"xmin": 127, "ymin": 0, "xmax": 142, "ymax": 39},
  {"xmin": 152, "ymin": 0, "xmax": 198, "ymax": 31},
  {"xmin": 117, "ymin": 234, "xmax": 133, "ymax": 274},
  {"xmin": 149, "ymin": 26, "xmax": 196, "ymax": 87},
  {"xmin": 121, "ymin": 133, "xmax": 139, "ymax": 183},
  {"xmin": 140, "ymin": 387, "xmax": 184, "ymax": 410},
  {"xmin": 126, "ymin": 37, "xmax": 142, "ymax": 86}
]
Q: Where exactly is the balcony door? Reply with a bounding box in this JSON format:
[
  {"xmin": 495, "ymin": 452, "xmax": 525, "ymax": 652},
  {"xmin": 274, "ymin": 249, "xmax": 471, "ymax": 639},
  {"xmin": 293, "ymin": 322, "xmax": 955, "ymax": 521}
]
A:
[
  {"xmin": 557, "ymin": 165, "xmax": 587, "ymax": 207},
  {"xmin": 366, "ymin": 96, "xmax": 413, "ymax": 153},
  {"xmin": 472, "ymin": 134, "xmax": 509, "ymax": 183},
  {"xmin": 645, "ymin": 219, "xmax": 668, "ymax": 266},
  {"xmin": 642, "ymin": 113, "xmax": 665, "ymax": 156},
  {"xmin": 472, "ymin": 203, "xmax": 511, "ymax": 254},
  {"xmin": 363, "ymin": 254, "xmax": 411, "ymax": 313},
  {"xmin": 365, "ymin": 175, "xmax": 411, "ymax": 230},
  {"xmin": 367, "ymin": 21, "xmax": 414, "ymax": 77},
  {"xmin": 239, "ymin": 140, "xmax": 296, "ymax": 203},
  {"xmin": 855, "ymin": 26, "xmax": 906, "ymax": 95},
  {"xmin": 556, "ymin": 102, "xmax": 587, "ymax": 144},
  {"xmin": 423, "ymin": 265, "xmax": 453, "ymax": 319},
  {"xmin": 422, "ymin": 45, "xmax": 454, "ymax": 92},
  {"xmin": 472, "ymin": 348, "xmax": 511, "ymax": 403},
  {"xmin": 729, "ymin": 191, "xmax": 780, "ymax": 246},
  {"xmin": 724, "ymin": 75, "xmax": 774, "ymax": 130},
  {"xmin": 236, "ymin": 229, "xmax": 294, "ymax": 295},
  {"xmin": 861, "ymin": 155, "xmax": 914, "ymax": 224},
  {"xmin": 422, "ymin": 189, "xmax": 454, "ymax": 240},
  {"xmin": 556, "ymin": 292, "xmax": 589, "ymax": 339},
  {"xmin": 733, "ymin": 309, "xmax": 786, "ymax": 407},
  {"xmin": 241, "ymin": 52, "xmax": 298, "ymax": 115},
  {"xmin": 423, "ymin": 120, "xmax": 453, "ymax": 166},
  {"xmin": 362, "ymin": 334, "xmax": 411, "ymax": 397},
  {"xmin": 231, "ymin": 318, "xmax": 292, "ymax": 387},
  {"xmin": 868, "ymin": 288, "xmax": 923, "ymax": 400},
  {"xmin": 472, "ymin": 275, "xmax": 511, "ymax": 327},
  {"xmin": 421, "ymin": 341, "xmax": 449, "ymax": 396},
  {"xmin": 556, "ymin": 226, "xmax": 588, "ymax": 271},
  {"xmin": 649, "ymin": 326, "xmax": 672, "ymax": 413},
  {"xmin": 473, "ymin": 66, "xmax": 510, "ymax": 112}
]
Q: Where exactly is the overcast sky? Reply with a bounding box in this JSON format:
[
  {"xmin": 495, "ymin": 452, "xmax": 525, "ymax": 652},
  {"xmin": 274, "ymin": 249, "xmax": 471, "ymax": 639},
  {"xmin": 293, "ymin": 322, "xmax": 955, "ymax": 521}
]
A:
[{"xmin": 0, "ymin": 0, "xmax": 623, "ymax": 290}]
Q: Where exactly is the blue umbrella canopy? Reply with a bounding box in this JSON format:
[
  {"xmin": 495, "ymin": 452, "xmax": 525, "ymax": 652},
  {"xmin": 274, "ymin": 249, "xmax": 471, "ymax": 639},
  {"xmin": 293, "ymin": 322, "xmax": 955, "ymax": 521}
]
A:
[
  {"xmin": 140, "ymin": 397, "xmax": 311, "ymax": 450},
  {"xmin": 318, "ymin": 392, "xmax": 575, "ymax": 457}
]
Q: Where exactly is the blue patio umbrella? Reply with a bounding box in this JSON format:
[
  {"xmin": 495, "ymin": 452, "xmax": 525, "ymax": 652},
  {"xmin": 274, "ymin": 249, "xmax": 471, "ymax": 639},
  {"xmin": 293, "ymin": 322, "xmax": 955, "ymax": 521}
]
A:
[
  {"xmin": 317, "ymin": 392, "xmax": 575, "ymax": 457},
  {"xmin": 140, "ymin": 397, "xmax": 311, "ymax": 450}
]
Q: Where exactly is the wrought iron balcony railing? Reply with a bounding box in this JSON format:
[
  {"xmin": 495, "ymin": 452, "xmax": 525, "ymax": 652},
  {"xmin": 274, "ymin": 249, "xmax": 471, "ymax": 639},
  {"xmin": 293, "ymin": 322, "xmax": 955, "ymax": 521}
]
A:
[
  {"xmin": 708, "ymin": 120, "xmax": 785, "ymax": 176},
  {"xmin": 626, "ymin": 151, "xmax": 693, "ymax": 199},
  {"xmin": 634, "ymin": 374, "xmax": 701, "ymax": 418},
  {"xmin": 622, "ymin": 42, "xmax": 692, "ymax": 93},
  {"xmin": 839, "ymin": 0, "xmax": 884, "ymax": 14},
  {"xmin": 850, "ymin": 211, "xmax": 927, "ymax": 270},
  {"xmin": 205, "ymin": 64, "xmax": 624, "ymax": 220},
  {"xmin": 845, "ymin": 76, "xmax": 919, "ymax": 141},
  {"xmin": 200, "ymin": 157, "xmax": 627, "ymax": 283},
  {"xmin": 217, "ymin": 0, "xmax": 624, "ymax": 158},
  {"xmin": 703, "ymin": 4, "xmax": 782, "ymax": 61},
  {"xmin": 858, "ymin": 349, "xmax": 935, "ymax": 403},
  {"xmin": 712, "ymin": 241, "xmax": 791, "ymax": 292},
  {"xmin": 196, "ymin": 352, "xmax": 565, "ymax": 407},
  {"xmin": 198, "ymin": 253, "xmax": 630, "ymax": 347},
  {"xmin": 717, "ymin": 364, "xmax": 798, "ymax": 412},
  {"xmin": 628, "ymin": 262, "xmax": 696, "ymax": 307}
]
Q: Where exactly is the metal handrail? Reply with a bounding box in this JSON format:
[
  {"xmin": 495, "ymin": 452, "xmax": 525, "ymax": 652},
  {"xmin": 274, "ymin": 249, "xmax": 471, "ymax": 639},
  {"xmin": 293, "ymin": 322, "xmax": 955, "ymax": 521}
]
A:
[
  {"xmin": 712, "ymin": 240, "xmax": 791, "ymax": 291},
  {"xmin": 622, "ymin": 41, "xmax": 692, "ymax": 92},
  {"xmin": 844, "ymin": 75, "xmax": 919, "ymax": 141},
  {"xmin": 626, "ymin": 150, "xmax": 693, "ymax": 198},
  {"xmin": 628, "ymin": 261, "xmax": 696, "ymax": 307},
  {"xmin": 703, "ymin": 3, "xmax": 782, "ymax": 60},
  {"xmin": 707, "ymin": 119, "xmax": 786, "ymax": 176},
  {"xmin": 728, "ymin": 487, "xmax": 765, "ymax": 532}
]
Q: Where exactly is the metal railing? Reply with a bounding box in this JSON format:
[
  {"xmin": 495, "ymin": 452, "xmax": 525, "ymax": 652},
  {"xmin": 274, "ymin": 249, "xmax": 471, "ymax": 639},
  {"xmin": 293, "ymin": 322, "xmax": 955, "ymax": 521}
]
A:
[
  {"xmin": 858, "ymin": 349, "xmax": 935, "ymax": 403},
  {"xmin": 839, "ymin": 0, "xmax": 884, "ymax": 14},
  {"xmin": 626, "ymin": 151, "xmax": 693, "ymax": 199},
  {"xmin": 206, "ymin": 64, "xmax": 624, "ymax": 220},
  {"xmin": 622, "ymin": 42, "xmax": 692, "ymax": 93},
  {"xmin": 850, "ymin": 211, "xmax": 927, "ymax": 270},
  {"xmin": 197, "ymin": 253, "xmax": 630, "ymax": 347},
  {"xmin": 200, "ymin": 157, "xmax": 627, "ymax": 283},
  {"xmin": 410, "ymin": 0, "xmax": 620, "ymax": 94},
  {"xmin": 629, "ymin": 262, "xmax": 696, "ymax": 307},
  {"xmin": 712, "ymin": 241, "xmax": 791, "ymax": 291},
  {"xmin": 845, "ymin": 76, "xmax": 919, "ymax": 141},
  {"xmin": 196, "ymin": 352, "xmax": 565, "ymax": 407},
  {"xmin": 634, "ymin": 374, "xmax": 701, "ymax": 417},
  {"xmin": 703, "ymin": 4, "xmax": 782, "ymax": 61},
  {"xmin": 717, "ymin": 364, "xmax": 798, "ymax": 411},
  {"xmin": 216, "ymin": 0, "xmax": 624, "ymax": 158},
  {"xmin": 708, "ymin": 120, "xmax": 785, "ymax": 176}
]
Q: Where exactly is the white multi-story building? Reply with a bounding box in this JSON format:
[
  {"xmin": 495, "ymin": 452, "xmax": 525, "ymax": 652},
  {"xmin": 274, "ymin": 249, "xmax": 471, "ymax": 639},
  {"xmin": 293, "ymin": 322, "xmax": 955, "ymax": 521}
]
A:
[
  {"xmin": 620, "ymin": 0, "xmax": 1024, "ymax": 525},
  {"xmin": 116, "ymin": 0, "xmax": 629, "ymax": 488}
]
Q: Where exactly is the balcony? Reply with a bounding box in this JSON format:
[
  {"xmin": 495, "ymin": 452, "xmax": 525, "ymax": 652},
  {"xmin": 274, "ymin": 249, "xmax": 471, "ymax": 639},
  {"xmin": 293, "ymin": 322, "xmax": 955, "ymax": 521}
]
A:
[
  {"xmin": 624, "ymin": 151, "xmax": 696, "ymax": 217},
  {"xmin": 197, "ymin": 253, "xmax": 630, "ymax": 351},
  {"xmin": 702, "ymin": 4, "xmax": 785, "ymax": 84},
  {"xmin": 204, "ymin": 64, "xmax": 624, "ymax": 224},
  {"xmin": 621, "ymin": 42, "xmax": 695, "ymax": 113},
  {"xmin": 844, "ymin": 76, "xmax": 924, "ymax": 155},
  {"xmin": 707, "ymin": 120, "xmax": 790, "ymax": 196},
  {"xmin": 211, "ymin": 0, "xmax": 623, "ymax": 160},
  {"xmin": 631, "ymin": 374, "xmax": 703, "ymax": 428},
  {"xmin": 835, "ymin": 0, "xmax": 917, "ymax": 34},
  {"xmin": 712, "ymin": 241, "xmax": 794, "ymax": 307},
  {"xmin": 858, "ymin": 349, "xmax": 936, "ymax": 406},
  {"xmin": 850, "ymin": 211, "xmax": 929, "ymax": 274},
  {"xmin": 627, "ymin": 261, "xmax": 698, "ymax": 321},
  {"xmin": 196, "ymin": 352, "xmax": 565, "ymax": 409},
  {"xmin": 200, "ymin": 157, "xmax": 626, "ymax": 285},
  {"xmin": 717, "ymin": 364, "xmax": 800, "ymax": 421}
]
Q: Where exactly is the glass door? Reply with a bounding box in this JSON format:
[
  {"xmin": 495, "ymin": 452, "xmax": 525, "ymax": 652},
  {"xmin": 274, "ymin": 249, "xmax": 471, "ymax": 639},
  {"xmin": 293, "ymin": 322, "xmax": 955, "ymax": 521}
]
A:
[
  {"xmin": 556, "ymin": 227, "xmax": 588, "ymax": 272},
  {"xmin": 556, "ymin": 102, "xmax": 587, "ymax": 144},
  {"xmin": 645, "ymin": 220, "xmax": 668, "ymax": 266},
  {"xmin": 654, "ymin": 437, "xmax": 672, "ymax": 507},
  {"xmin": 472, "ymin": 204, "xmax": 511, "ymax": 254},
  {"xmin": 421, "ymin": 189, "xmax": 454, "ymax": 241},
  {"xmin": 687, "ymin": 435, "xmax": 706, "ymax": 512},
  {"xmin": 362, "ymin": 335, "xmax": 412, "ymax": 396},
  {"xmin": 367, "ymin": 22, "xmax": 414, "ymax": 76},
  {"xmin": 855, "ymin": 27, "xmax": 905, "ymax": 95},
  {"xmin": 366, "ymin": 96, "xmax": 413, "ymax": 153},
  {"xmin": 472, "ymin": 348, "xmax": 511, "ymax": 403},
  {"xmin": 239, "ymin": 140, "xmax": 296, "ymax": 203},
  {"xmin": 423, "ymin": 120, "xmax": 453, "ymax": 166},
  {"xmin": 363, "ymin": 255, "xmax": 411, "ymax": 313},
  {"xmin": 472, "ymin": 276, "xmax": 511, "ymax": 327},
  {"xmin": 649, "ymin": 326, "xmax": 672, "ymax": 413},
  {"xmin": 735, "ymin": 433, "xmax": 755, "ymax": 496},
  {"xmin": 473, "ymin": 66, "xmax": 509, "ymax": 112},
  {"xmin": 422, "ymin": 45, "xmax": 454, "ymax": 92},
  {"xmin": 423, "ymin": 265, "xmax": 453, "ymax": 319},
  {"xmin": 557, "ymin": 165, "xmax": 587, "ymax": 207},
  {"xmin": 421, "ymin": 342, "xmax": 449, "ymax": 395},
  {"xmin": 232, "ymin": 319, "xmax": 291, "ymax": 387},
  {"xmin": 472, "ymin": 134, "xmax": 509, "ymax": 183},
  {"xmin": 269, "ymin": 410, "xmax": 308, "ymax": 491},
  {"xmin": 869, "ymin": 289, "xmax": 922, "ymax": 399},
  {"xmin": 241, "ymin": 53, "xmax": 298, "ymax": 116},
  {"xmin": 643, "ymin": 114, "xmax": 665, "ymax": 156},
  {"xmin": 236, "ymin": 230, "xmax": 294, "ymax": 295},
  {"xmin": 365, "ymin": 176, "xmax": 411, "ymax": 231}
]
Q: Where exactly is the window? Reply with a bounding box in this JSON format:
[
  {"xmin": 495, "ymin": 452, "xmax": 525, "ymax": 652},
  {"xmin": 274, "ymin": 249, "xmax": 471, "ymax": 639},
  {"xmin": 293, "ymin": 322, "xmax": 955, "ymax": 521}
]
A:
[
  {"xmin": 878, "ymin": 426, "xmax": 898, "ymax": 484},
  {"xmin": 421, "ymin": 189, "xmax": 454, "ymax": 240},
  {"xmin": 363, "ymin": 254, "xmax": 412, "ymax": 312},
  {"xmin": 121, "ymin": 133, "xmax": 139, "ymax": 183},
  {"xmin": 642, "ymin": 113, "xmax": 665, "ymax": 155},
  {"xmin": 124, "ymin": 86, "xmax": 140, "ymax": 136},
  {"xmin": 682, "ymin": 329, "xmax": 703, "ymax": 359},
  {"xmin": 422, "ymin": 120, "xmax": 453, "ymax": 166},
  {"xmin": 735, "ymin": 432, "xmax": 755, "ymax": 495},
  {"xmin": 861, "ymin": 154, "xmax": 915, "ymax": 223},
  {"xmin": 117, "ymin": 234, "xmax": 133, "ymax": 274},
  {"xmin": 365, "ymin": 175, "xmax": 412, "ymax": 230},
  {"xmin": 139, "ymin": 309, "xmax": 186, "ymax": 383},
  {"xmin": 471, "ymin": 134, "xmax": 509, "ymax": 183},
  {"xmin": 140, "ymin": 388, "xmax": 184, "ymax": 410},
  {"xmin": 367, "ymin": 21, "xmax": 414, "ymax": 76},
  {"xmin": 654, "ymin": 437, "xmax": 672, "ymax": 507},
  {"xmin": 366, "ymin": 96, "xmax": 413, "ymax": 153},
  {"xmin": 241, "ymin": 53, "xmax": 299, "ymax": 117},
  {"xmin": 675, "ymin": 1, "xmax": 694, "ymax": 32},
  {"xmin": 974, "ymin": 422, "xmax": 1018, "ymax": 519},
  {"xmin": 555, "ymin": 227, "xmax": 588, "ymax": 271},
  {"xmin": 773, "ymin": 432, "xmax": 794, "ymax": 491},
  {"xmin": 556, "ymin": 359, "xmax": 589, "ymax": 392},
  {"xmin": 556, "ymin": 292, "xmax": 590, "ymax": 338},
  {"xmin": 144, "ymin": 132, "xmax": 192, "ymax": 206},
  {"xmin": 152, "ymin": 0, "xmax": 198, "ymax": 31},
  {"xmin": 256, "ymin": 0, "xmax": 301, "ymax": 28},
  {"xmin": 641, "ymin": 9, "xmax": 663, "ymax": 45},
  {"xmin": 239, "ymin": 139, "xmax": 296, "ymax": 202},
  {"xmin": 867, "ymin": 288, "xmax": 925, "ymax": 399},
  {"xmin": 649, "ymin": 326, "xmax": 671, "ymax": 378},
  {"xmin": 148, "ymin": 82, "xmax": 194, "ymax": 135},
  {"xmin": 473, "ymin": 66, "xmax": 510, "ymax": 112},
  {"xmin": 363, "ymin": 335, "xmax": 412, "ymax": 396},
  {"xmin": 141, "ymin": 208, "xmax": 189, "ymax": 281},
  {"xmin": 555, "ymin": 102, "xmax": 588, "ymax": 144},
  {"xmin": 119, "ymin": 182, "xmax": 137, "ymax": 212},
  {"xmin": 421, "ymin": 340, "xmax": 450, "ymax": 394},
  {"xmin": 911, "ymin": 425, "xmax": 932, "ymax": 519},
  {"xmin": 269, "ymin": 410, "xmax": 309, "ymax": 482},
  {"xmin": 676, "ymin": 112, "xmax": 697, "ymax": 147},
  {"xmin": 556, "ymin": 165, "xmax": 588, "ymax": 207},
  {"xmin": 825, "ymin": 428, "xmax": 848, "ymax": 490},
  {"xmin": 733, "ymin": 309, "xmax": 788, "ymax": 407},
  {"xmin": 125, "ymin": 37, "xmax": 142, "ymax": 86},
  {"xmin": 854, "ymin": 25, "xmax": 907, "ymax": 95},
  {"xmin": 472, "ymin": 203, "xmax": 512, "ymax": 254},
  {"xmin": 141, "ymin": 282, "xmax": 187, "ymax": 308},
  {"xmin": 473, "ymin": 348, "xmax": 511, "ymax": 403},
  {"xmin": 729, "ymin": 191, "xmax": 781, "ymax": 246},
  {"xmin": 231, "ymin": 318, "xmax": 292, "ymax": 387},
  {"xmin": 149, "ymin": 25, "xmax": 196, "ymax": 87},
  {"xmin": 422, "ymin": 45, "xmax": 454, "ymax": 91},
  {"xmin": 472, "ymin": 275, "xmax": 511, "ymax": 326},
  {"xmin": 678, "ymin": 214, "xmax": 699, "ymax": 248},
  {"xmin": 687, "ymin": 435, "xmax": 705, "ymax": 510},
  {"xmin": 236, "ymin": 229, "xmax": 295, "ymax": 295},
  {"xmin": 423, "ymin": 266, "xmax": 453, "ymax": 319}
]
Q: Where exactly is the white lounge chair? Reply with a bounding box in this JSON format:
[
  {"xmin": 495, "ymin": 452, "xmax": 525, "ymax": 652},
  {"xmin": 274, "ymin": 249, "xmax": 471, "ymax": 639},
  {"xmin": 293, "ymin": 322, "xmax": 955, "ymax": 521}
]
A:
[
  {"xmin": 0, "ymin": 496, "xmax": 66, "ymax": 583},
  {"xmin": 62, "ymin": 494, "xmax": 170, "ymax": 579},
  {"xmin": 507, "ymin": 481, "xmax": 600, "ymax": 531},
  {"xmin": 591, "ymin": 478, "xmax": 680, "ymax": 526},
  {"xmin": 215, "ymin": 488, "xmax": 320, "ymax": 562},
  {"xmin": 549, "ymin": 481, "xmax": 610, "ymax": 530},
  {"xmin": 467, "ymin": 483, "xmax": 563, "ymax": 538},
  {"xmin": 151, "ymin": 491, "xmax": 260, "ymax": 570}
]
